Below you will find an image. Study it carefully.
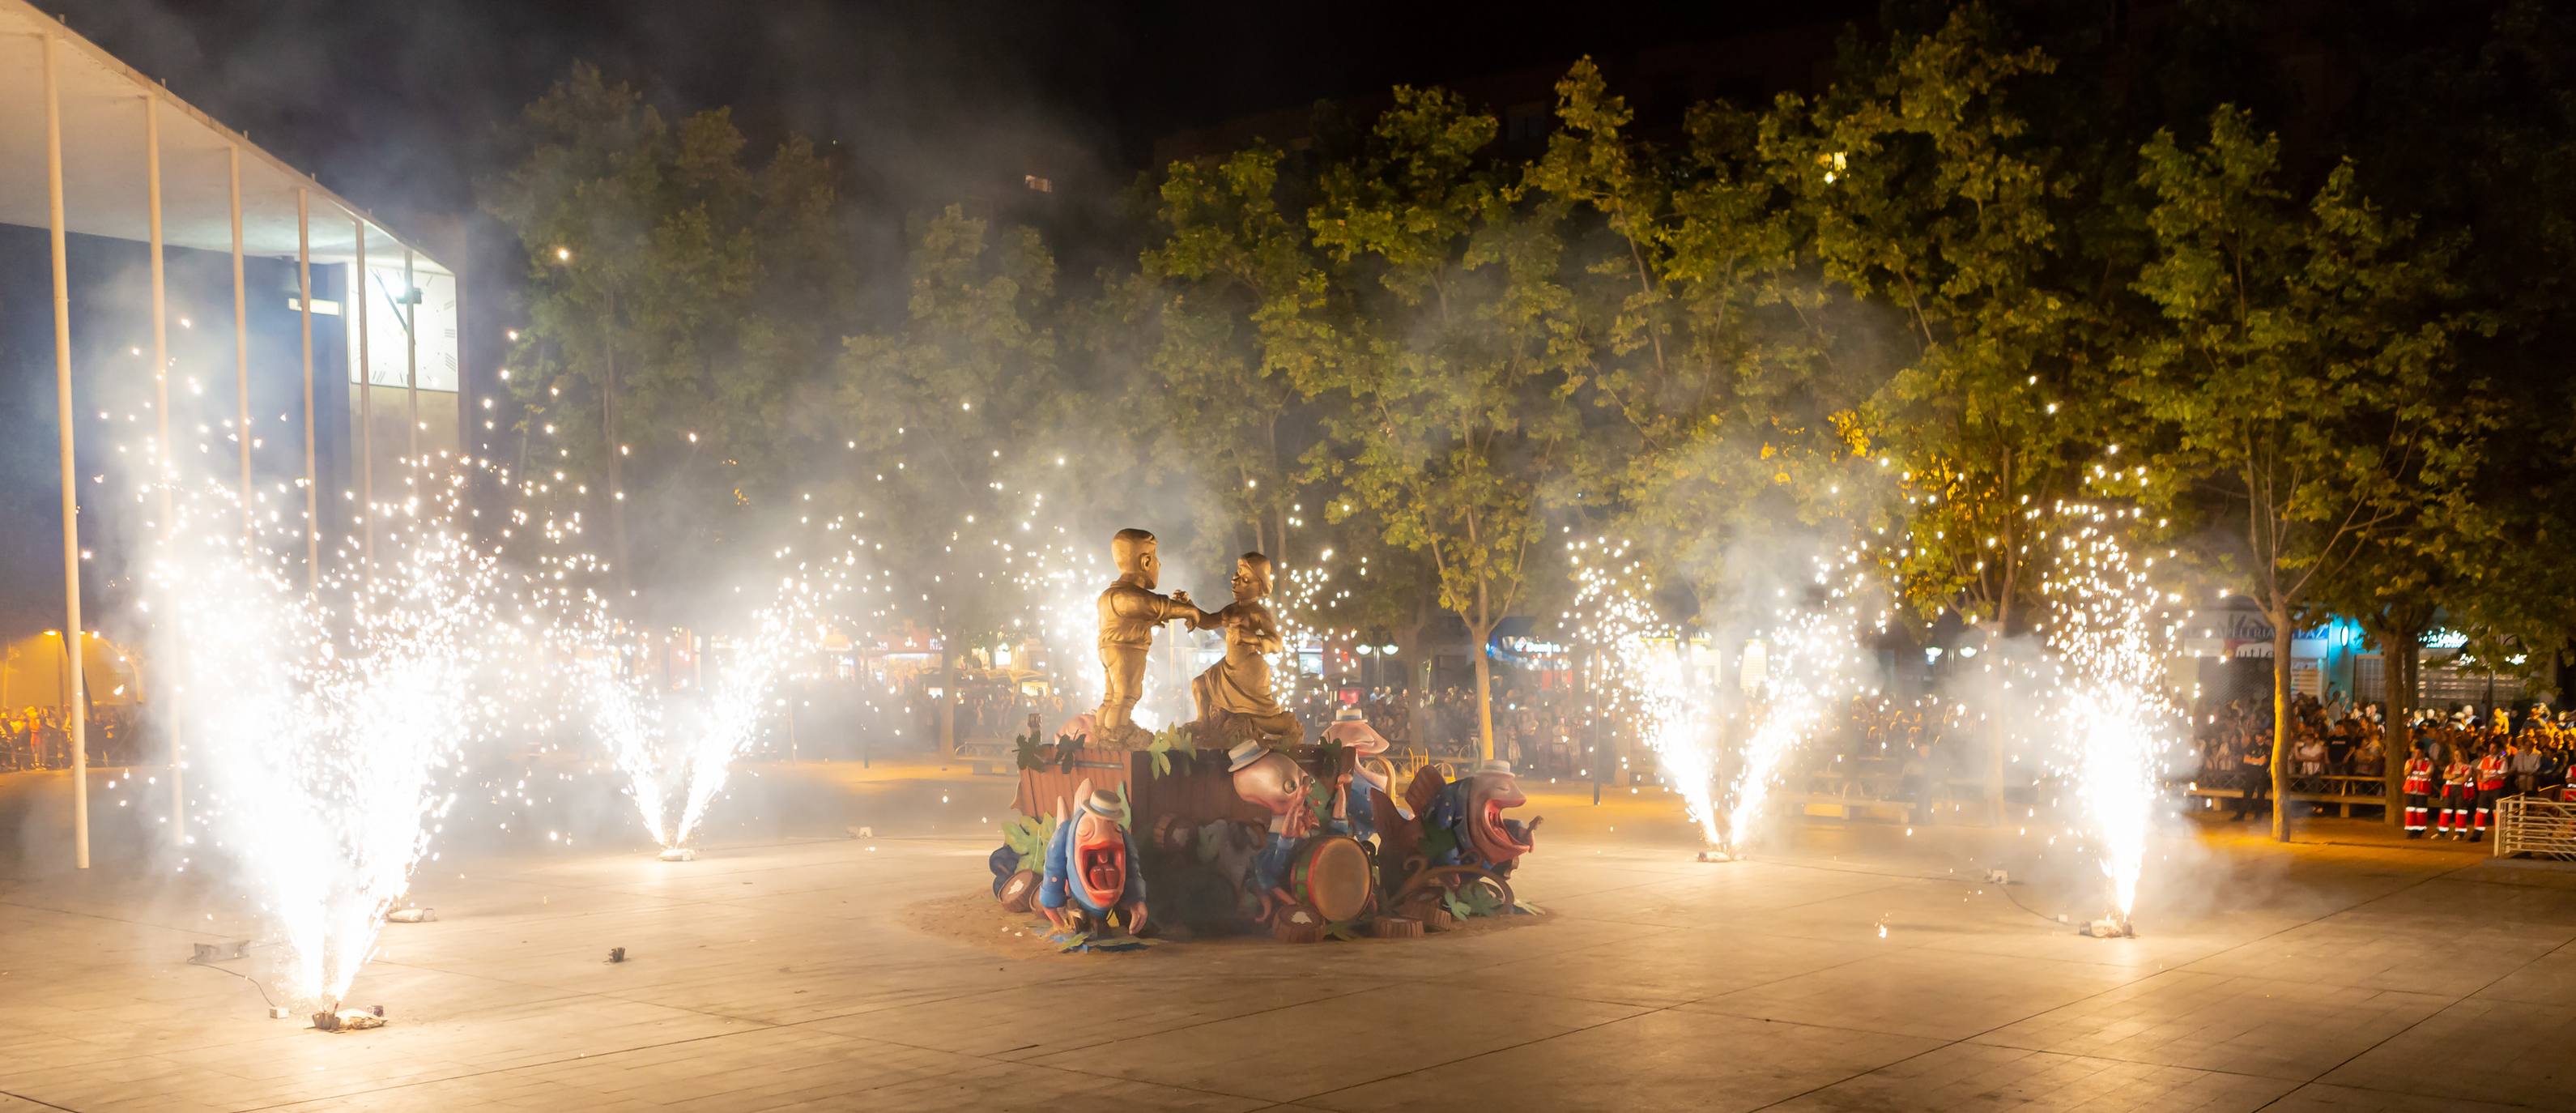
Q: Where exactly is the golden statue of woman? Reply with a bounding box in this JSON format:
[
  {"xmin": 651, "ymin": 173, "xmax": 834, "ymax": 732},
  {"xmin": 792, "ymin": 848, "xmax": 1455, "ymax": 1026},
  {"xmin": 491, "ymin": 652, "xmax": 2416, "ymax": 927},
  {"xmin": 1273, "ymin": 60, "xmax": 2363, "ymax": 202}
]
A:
[{"xmin": 1187, "ymin": 552, "xmax": 1305, "ymax": 746}]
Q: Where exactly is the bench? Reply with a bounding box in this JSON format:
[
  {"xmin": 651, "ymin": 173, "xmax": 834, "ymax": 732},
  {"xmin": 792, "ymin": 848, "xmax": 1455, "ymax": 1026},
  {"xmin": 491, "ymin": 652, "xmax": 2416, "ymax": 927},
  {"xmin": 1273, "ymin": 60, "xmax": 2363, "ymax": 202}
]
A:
[{"xmin": 2181, "ymin": 774, "xmax": 2388, "ymax": 818}]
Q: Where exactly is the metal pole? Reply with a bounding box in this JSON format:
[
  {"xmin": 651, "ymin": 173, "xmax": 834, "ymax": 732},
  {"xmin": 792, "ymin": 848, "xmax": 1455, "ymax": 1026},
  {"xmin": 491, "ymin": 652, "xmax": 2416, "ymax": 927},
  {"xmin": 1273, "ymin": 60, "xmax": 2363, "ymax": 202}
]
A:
[
  {"xmin": 355, "ymin": 217, "xmax": 373, "ymax": 568},
  {"xmin": 44, "ymin": 32, "xmax": 91, "ymax": 871},
  {"xmin": 402, "ymin": 248, "xmax": 418, "ymax": 458},
  {"xmin": 232, "ymin": 147, "xmax": 252, "ymax": 523},
  {"xmin": 455, "ymin": 245, "xmax": 470, "ymax": 456},
  {"xmin": 149, "ymin": 92, "xmax": 182, "ymax": 839},
  {"xmin": 298, "ymin": 189, "xmax": 317, "ymax": 586},
  {"xmin": 147, "ymin": 96, "xmax": 169, "ymax": 488}
]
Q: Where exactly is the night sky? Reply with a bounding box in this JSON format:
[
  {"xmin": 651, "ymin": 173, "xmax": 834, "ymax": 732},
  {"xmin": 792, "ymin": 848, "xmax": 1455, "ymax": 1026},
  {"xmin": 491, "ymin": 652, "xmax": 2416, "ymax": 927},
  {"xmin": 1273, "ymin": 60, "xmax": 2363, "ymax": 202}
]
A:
[{"xmin": 46, "ymin": 0, "xmax": 1871, "ymax": 264}]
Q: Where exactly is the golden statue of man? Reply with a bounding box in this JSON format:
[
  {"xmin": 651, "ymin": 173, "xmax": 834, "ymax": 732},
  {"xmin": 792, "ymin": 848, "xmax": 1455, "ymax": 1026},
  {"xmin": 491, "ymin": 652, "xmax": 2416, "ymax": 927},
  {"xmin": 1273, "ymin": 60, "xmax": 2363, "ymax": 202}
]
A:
[
  {"xmin": 1188, "ymin": 552, "xmax": 1305, "ymax": 747},
  {"xmin": 1092, "ymin": 528, "xmax": 1198, "ymax": 745}
]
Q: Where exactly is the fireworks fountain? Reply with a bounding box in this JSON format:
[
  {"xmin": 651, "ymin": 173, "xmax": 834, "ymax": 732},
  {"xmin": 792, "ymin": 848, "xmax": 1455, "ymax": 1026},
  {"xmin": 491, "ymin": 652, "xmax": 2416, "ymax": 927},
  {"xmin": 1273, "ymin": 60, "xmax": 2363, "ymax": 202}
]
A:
[
  {"xmin": 1567, "ymin": 540, "xmax": 1724, "ymax": 847},
  {"xmin": 568, "ymin": 522, "xmax": 859, "ymax": 856},
  {"xmin": 1714, "ymin": 549, "xmax": 1878, "ymax": 857},
  {"xmin": 2037, "ymin": 505, "xmax": 2188, "ymax": 932},
  {"xmin": 1721, "ymin": 608, "xmax": 1847, "ymax": 855},
  {"xmin": 143, "ymin": 468, "xmax": 504, "ymax": 1013}
]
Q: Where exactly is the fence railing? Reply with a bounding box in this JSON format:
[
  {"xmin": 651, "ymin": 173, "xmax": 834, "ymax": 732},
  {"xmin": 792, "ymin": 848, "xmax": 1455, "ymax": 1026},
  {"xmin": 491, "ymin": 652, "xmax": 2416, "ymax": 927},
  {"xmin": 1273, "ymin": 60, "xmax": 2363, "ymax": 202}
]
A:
[
  {"xmin": 2178, "ymin": 771, "xmax": 2387, "ymax": 798},
  {"xmin": 2284, "ymin": 773, "xmax": 2387, "ymax": 798},
  {"xmin": 2493, "ymin": 796, "xmax": 2576, "ymax": 861}
]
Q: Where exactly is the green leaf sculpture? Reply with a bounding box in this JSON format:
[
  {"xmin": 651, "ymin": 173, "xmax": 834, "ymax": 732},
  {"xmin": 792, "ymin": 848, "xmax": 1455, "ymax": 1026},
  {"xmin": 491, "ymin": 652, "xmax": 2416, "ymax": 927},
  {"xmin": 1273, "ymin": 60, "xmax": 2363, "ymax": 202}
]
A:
[
  {"xmin": 1143, "ymin": 726, "xmax": 1197, "ymax": 779},
  {"xmin": 1000, "ymin": 814, "xmax": 1054, "ymax": 873}
]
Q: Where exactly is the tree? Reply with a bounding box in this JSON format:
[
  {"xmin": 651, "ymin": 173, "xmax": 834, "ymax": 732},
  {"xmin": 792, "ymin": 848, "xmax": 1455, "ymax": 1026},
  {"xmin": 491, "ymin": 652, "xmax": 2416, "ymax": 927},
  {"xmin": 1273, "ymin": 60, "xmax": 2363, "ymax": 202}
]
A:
[
  {"xmin": 1305, "ymin": 87, "xmax": 1585, "ymax": 761},
  {"xmin": 1140, "ymin": 145, "xmax": 1330, "ymax": 563},
  {"xmin": 1529, "ymin": 60, "xmax": 1871, "ymax": 622},
  {"xmin": 487, "ymin": 64, "xmax": 851, "ymax": 591},
  {"xmin": 1765, "ymin": 10, "xmax": 2105, "ymax": 635},
  {"xmin": 834, "ymin": 205, "xmax": 1061, "ymax": 757},
  {"xmin": 2306, "ymin": 497, "xmax": 2492, "ymax": 818},
  {"xmin": 2119, "ymin": 105, "xmax": 2493, "ymax": 842}
]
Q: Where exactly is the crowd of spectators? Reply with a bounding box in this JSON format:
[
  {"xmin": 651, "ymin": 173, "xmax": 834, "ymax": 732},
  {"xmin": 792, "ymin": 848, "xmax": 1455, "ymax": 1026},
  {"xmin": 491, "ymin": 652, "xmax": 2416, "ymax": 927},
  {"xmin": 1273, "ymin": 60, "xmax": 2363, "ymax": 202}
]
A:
[
  {"xmin": 2193, "ymin": 690, "xmax": 2389, "ymax": 818},
  {"xmin": 2193, "ymin": 689, "xmax": 2576, "ymax": 830},
  {"xmin": 2, "ymin": 705, "xmax": 151, "ymax": 772},
  {"xmin": 1803, "ymin": 696, "xmax": 1984, "ymax": 811}
]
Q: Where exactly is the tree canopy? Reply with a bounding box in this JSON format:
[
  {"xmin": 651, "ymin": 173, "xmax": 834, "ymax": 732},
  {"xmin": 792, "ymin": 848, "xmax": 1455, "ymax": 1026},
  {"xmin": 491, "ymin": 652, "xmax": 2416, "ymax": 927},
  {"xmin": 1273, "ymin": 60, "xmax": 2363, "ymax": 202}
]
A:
[{"xmin": 483, "ymin": 2, "xmax": 2576, "ymax": 787}]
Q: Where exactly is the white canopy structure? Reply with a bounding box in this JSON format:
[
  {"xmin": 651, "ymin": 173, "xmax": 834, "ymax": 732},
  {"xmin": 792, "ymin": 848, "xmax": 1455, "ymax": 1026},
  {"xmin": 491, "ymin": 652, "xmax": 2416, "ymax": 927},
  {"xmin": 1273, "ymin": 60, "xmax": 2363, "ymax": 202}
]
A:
[{"xmin": 1, "ymin": 0, "xmax": 466, "ymax": 867}]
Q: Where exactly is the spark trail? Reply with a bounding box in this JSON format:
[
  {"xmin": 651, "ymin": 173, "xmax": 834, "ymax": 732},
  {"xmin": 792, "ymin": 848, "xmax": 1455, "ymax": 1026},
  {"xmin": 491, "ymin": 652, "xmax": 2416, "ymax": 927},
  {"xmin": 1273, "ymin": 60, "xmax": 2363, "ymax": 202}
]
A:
[
  {"xmin": 2038, "ymin": 505, "xmax": 2188, "ymax": 919},
  {"xmin": 1568, "ymin": 540, "xmax": 1722, "ymax": 846},
  {"xmin": 144, "ymin": 470, "xmax": 501, "ymax": 1007}
]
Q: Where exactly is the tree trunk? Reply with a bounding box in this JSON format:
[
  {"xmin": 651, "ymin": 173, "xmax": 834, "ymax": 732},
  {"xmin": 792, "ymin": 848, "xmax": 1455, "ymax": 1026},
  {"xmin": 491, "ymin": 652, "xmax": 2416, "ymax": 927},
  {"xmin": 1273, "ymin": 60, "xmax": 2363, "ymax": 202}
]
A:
[
  {"xmin": 2269, "ymin": 608, "xmax": 2293, "ymax": 842},
  {"xmin": 2382, "ymin": 626, "xmax": 2418, "ymax": 828},
  {"xmin": 1471, "ymin": 583, "xmax": 1496, "ymax": 762},
  {"xmin": 603, "ymin": 287, "xmax": 628, "ymax": 592},
  {"xmin": 938, "ymin": 613, "xmax": 958, "ymax": 762},
  {"xmin": 1471, "ymin": 633, "xmax": 1497, "ymax": 763},
  {"xmin": 1405, "ymin": 597, "xmax": 1431, "ymax": 743},
  {"xmin": 1982, "ymin": 628, "xmax": 2005, "ymax": 823}
]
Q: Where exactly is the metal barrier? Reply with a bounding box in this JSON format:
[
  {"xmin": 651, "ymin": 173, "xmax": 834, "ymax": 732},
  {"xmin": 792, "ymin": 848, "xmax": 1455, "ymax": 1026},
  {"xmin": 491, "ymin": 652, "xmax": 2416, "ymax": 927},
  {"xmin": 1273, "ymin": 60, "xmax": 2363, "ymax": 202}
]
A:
[
  {"xmin": 1385, "ymin": 748, "xmax": 1456, "ymax": 785},
  {"xmin": 2493, "ymin": 796, "xmax": 2576, "ymax": 861},
  {"xmin": 2284, "ymin": 774, "xmax": 2387, "ymax": 797}
]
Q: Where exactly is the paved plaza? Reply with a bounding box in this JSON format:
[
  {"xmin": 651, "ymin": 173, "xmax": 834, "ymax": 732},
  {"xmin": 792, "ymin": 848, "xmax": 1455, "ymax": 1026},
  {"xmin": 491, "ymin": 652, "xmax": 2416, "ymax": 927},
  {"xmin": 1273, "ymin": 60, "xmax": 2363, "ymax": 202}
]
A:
[{"xmin": 1, "ymin": 765, "xmax": 2571, "ymax": 1112}]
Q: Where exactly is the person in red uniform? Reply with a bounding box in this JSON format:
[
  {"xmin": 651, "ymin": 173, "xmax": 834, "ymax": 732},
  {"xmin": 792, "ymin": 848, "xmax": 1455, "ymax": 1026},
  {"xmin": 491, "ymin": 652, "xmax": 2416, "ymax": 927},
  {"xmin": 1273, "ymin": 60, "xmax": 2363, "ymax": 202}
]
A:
[
  {"xmin": 2438, "ymin": 752, "xmax": 2476, "ymax": 839},
  {"xmin": 2401, "ymin": 747, "xmax": 2434, "ymax": 838},
  {"xmin": 2473, "ymin": 742, "xmax": 2509, "ymax": 842}
]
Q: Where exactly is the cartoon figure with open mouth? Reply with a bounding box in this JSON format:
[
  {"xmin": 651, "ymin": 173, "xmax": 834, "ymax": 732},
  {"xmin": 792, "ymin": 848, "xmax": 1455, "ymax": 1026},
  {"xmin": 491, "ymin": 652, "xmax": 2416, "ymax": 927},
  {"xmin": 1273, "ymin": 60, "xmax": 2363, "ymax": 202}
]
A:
[{"xmin": 1038, "ymin": 780, "xmax": 1149, "ymax": 936}]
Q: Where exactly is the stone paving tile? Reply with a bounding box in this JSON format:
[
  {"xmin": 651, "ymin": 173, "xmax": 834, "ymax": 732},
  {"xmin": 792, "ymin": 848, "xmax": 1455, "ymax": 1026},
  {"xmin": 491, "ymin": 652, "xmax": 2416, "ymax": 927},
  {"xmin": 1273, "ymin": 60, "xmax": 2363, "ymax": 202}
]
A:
[
  {"xmin": 4, "ymin": 828, "xmax": 2573, "ymax": 1112},
  {"xmin": 1971, "ymin": 970, "xmax": 2453, "ymax": 1081},
  {"xmin": 2259, "ymin": 1081, "xmax": 2549, "ymax": 1112},
  {"xmin": 2176, "ymin": 878, "xmax": 2576, "ymax": 996},
  {"xmin": 2177, "ymin": 917, "xmax": 2557, "ymax": 997},
  {"xmin": 2320, "ymin": 996, "xmax": 2576, "ymax": 1111},
  {"xmin": 1537, "ymin": 861, "xmax": 1906, "ymax": 930},
  {"xmin": 1300, "ymin": 1009, "xmax": 1941, "ymax": 1113},
  {"xmin": 1684, "ymin": 948, "xmax": 2143, "ymax": 1041},
  {"xmin": 1484, "ymin": 861, "xmax": 1680, "ymax": 901},
  {"xmin": 1763, "ymin": 1041, "xmax": 2298, "ymax": 1112},
  {"xmin": 1164, "ymin": 912, "xmax": 1673, "ymax": 983},
  {"xmin": 1910, "ymin": 902, "xmax": 2298, "ymax": 972},
  {"xmin": 0, "ymin": 991, "xmax": 764, "ymax": 1111},
  {"xmin": 2472, "ymin": 936, "xmax": 2576, "ymax": 1004},
  {"xmin": 1692, "ymin": 877, "xmax": 2066, "ymax": 950},
  {"xmin": 805, "ymin": 972, "xmax": 1382, "ymax": 1060},
  {"xmin": 755, "ymin": 1058, "xmax": 1271, "ymax": 1113},
  {"xmin": 1445, "ymin": 923, "xmax": 1879, "ymax": 1008},
  {"xmin": 496, "ymin": 1027, "xmax": 973, "ymax": 1106},
  {"xmin": 1024, "ymin": 983, "xmax": 1648, "ymax": 1104}
]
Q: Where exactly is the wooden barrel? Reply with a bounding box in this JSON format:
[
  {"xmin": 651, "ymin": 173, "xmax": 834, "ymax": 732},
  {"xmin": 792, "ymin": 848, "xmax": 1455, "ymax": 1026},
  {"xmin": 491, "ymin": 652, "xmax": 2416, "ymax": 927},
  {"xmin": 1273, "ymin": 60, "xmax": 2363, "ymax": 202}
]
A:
[
  {"xmin": 996, "ymin": 870, "xmax": 1041, "ymax": 912},
  {"xmin": 1271, "ymin": 902, "xmax": 1326, "ymax": 944},
  {"xmin": 1150, "ymin": 813, "xmax": 1194, "ymax": 855},
  {"xmin": 1370, "ymin": 915, "xmax": 1424, "ymax": 940},
  {"xmin": 1286, "ymin": 835, "xmax": 1376, "ymax": 923}
]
